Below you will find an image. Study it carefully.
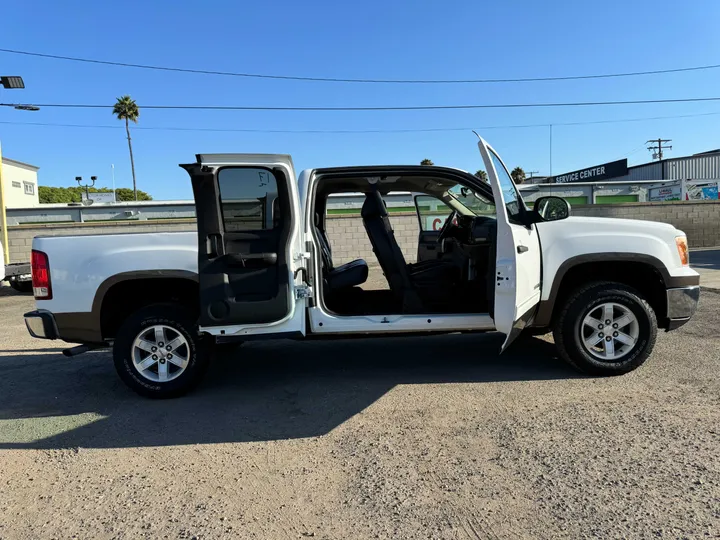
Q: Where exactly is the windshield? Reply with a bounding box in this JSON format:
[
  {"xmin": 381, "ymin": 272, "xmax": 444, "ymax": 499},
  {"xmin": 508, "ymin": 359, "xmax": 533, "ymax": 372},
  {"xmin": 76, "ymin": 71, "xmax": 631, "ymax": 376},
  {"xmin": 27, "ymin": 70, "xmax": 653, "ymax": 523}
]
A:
[{"xmin": 447, "ymin": 184, "xmax": 496, "ymax": 216}]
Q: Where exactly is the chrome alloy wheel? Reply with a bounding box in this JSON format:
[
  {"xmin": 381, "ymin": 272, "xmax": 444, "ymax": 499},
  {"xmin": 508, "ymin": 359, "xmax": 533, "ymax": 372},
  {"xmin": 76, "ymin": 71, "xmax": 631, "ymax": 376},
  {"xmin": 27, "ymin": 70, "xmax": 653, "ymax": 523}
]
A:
[
  {"xmin": 580, "ymin": 302, "xmax": 639, "ymax": 362},
  {"xmin": 131, "ymin": 325, "xmax": 190, "ymax": 382}
]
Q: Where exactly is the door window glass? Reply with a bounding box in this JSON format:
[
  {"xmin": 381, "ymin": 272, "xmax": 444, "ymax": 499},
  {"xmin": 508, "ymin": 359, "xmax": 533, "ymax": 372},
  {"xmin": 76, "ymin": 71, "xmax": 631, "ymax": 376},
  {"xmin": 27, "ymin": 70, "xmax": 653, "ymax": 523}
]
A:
[
  {"xmin": 490, "ymin": 151, "xmax": 524, "ymax": 223},
  {"xmin": 415, "ymin": 195, "xmax": 452, "ymax": 232},
  {"xmin": 217, "ymin": 168, "xmax": 280, "ymax": 231}
]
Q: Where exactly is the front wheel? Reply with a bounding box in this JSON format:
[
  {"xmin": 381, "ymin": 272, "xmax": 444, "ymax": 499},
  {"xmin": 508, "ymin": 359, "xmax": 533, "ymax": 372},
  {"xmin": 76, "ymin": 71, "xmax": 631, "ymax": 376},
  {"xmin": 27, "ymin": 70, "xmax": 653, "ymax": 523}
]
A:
[
  {"xmin": 113, "ymin": 303, "xmax": 210, "ymax": 398},
  {"xmin": 553, "ymin": 282, "xmax": 657, "ymax": 376}
]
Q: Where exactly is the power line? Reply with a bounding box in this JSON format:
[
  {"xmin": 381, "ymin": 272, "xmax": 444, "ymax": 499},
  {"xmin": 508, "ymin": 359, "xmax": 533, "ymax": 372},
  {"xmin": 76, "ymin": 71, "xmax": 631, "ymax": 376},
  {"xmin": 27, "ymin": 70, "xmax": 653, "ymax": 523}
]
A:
[
  {"xmin": 4, "ymin": 96, "xmax": 720, "ymax": 112},
  {"xmin": 2, "ymin": 111, "xmax": 719, "ymax": 134},
  {"xmin": 2, "ymin": 47, "xmax": 719, "ymax": 84},
  {"xmin": 612, "ymin": 144, "xmax": 649, "ymax": 162}
]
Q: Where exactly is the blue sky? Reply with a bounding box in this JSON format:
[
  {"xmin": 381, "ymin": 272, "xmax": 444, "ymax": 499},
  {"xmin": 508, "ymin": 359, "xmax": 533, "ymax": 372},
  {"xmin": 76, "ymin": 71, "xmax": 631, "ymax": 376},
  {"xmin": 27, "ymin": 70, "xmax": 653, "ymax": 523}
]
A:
[{"xmin": 1, "ymin": 0, "xmax": 719, "ymax": 200}]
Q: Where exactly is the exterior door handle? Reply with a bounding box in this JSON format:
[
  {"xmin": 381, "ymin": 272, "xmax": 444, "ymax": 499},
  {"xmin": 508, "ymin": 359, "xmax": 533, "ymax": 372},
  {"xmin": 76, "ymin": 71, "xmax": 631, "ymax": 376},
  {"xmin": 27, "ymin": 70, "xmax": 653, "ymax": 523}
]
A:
[{"xmin": 517, "ymin": 245, "xmax": 529, "ymax": 254}]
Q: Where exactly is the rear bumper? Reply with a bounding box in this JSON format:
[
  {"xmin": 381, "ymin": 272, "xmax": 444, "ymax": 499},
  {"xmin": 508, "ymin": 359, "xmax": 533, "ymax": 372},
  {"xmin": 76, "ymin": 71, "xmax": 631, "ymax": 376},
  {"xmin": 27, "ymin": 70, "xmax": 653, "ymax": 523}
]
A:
[
  {"xmin": 5, "ymin": 262, "xmax": 31, "ymax": 279},
  {"xmin": 666, "ymin": 285, "xmax": 700, "ymax": 331},
  {"xmin": 24, "ymin": 310, "xmax": 59, "ymax": 340}
]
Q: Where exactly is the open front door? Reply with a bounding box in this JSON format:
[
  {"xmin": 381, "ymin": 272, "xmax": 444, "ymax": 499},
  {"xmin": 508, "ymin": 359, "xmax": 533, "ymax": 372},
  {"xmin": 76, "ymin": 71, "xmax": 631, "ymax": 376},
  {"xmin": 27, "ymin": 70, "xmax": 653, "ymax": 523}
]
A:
[
  {"xmin": 477, "ymin": 139, "xmax": 542, "ymax": 350},
  {"xmin": 181, "ymin": 154, "xmax": 306, "ymax": 336}
]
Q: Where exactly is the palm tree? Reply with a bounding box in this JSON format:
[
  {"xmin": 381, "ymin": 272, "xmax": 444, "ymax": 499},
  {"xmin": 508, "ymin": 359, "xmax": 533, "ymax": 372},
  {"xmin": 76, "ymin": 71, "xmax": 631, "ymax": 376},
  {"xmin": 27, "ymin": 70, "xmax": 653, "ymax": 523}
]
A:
[
  {"xmin": 474, "ymin": 169, "xmax": 488, "ymax": 182},
  {"xmin": 420, "ymin": 159, "xmax": 434, "ymax": 166},
  {"xmin": 112, "ymin": 95, "xmax": 140, "ymax": 200},
  {"xmin": 511, "ymin": 166, "xmax": 526, "ymax": 185}
]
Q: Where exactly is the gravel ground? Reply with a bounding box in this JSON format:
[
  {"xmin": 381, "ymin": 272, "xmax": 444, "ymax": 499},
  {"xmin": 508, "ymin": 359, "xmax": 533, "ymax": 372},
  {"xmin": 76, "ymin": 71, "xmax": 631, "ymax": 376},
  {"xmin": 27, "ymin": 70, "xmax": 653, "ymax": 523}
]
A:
[{"xmin": 0, "ymin": 284, "xmax": 719, "ymax": 539}]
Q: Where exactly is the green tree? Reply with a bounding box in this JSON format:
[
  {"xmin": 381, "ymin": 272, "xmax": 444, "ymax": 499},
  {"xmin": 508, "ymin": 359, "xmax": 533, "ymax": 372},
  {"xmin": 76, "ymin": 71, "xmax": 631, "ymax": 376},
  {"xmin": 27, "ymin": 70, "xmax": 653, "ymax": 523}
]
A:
[
  {"xmin": 420, "ymin": 159, "xmax": 434, "ymax": 166},
  {"xmin": 474, "ymin": 169, "xmax": 488, "ymax": 182},
  {"xmin": 115, "ymin": 187, "xmax": 152, "ymax": 201},
  {"xmin": 511, "ymin": 166, "xmax": 526, "ymax": 184},
  {"xmin": 112, "ymin": 95, "xmax": 140, "ymax": 200},
  {"xmin": 39, "ymin": 186, "xmax": 152, "ymax": 204}
]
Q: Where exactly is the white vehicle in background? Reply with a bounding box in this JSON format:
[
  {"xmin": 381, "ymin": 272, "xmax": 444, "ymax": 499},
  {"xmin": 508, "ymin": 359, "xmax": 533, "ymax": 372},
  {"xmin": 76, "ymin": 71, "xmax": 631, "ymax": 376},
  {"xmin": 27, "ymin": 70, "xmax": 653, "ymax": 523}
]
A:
[
  {"xmin": 24, "ymin": 138, "xmax": 700, "ymax": 398},
  {"xmin": 0, "ymin": 241, "xmax": 32, "ymax": 293}
]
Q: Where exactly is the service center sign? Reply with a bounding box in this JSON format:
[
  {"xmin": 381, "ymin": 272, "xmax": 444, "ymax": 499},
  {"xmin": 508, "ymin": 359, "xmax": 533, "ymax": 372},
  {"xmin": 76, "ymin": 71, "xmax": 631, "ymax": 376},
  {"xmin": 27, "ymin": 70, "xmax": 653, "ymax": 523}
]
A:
[{"xmin": 552, "ymin": 159, "xmax": 628, "ymax": 184}]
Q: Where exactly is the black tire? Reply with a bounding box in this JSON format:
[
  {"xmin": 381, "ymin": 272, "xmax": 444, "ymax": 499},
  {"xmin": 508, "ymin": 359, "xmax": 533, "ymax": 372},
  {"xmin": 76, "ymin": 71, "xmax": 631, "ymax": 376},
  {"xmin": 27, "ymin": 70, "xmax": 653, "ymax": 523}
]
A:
[
  {"xmin": 553, "ymin": 281, "xmax": 657, "ymax": 376},
  {"xmin": 10, "ymin": 280, "xmax": 32, "ymax": 293},
  {"xmin": 113, "ymin": 303, "xmax": 210, "ymax": 398}
]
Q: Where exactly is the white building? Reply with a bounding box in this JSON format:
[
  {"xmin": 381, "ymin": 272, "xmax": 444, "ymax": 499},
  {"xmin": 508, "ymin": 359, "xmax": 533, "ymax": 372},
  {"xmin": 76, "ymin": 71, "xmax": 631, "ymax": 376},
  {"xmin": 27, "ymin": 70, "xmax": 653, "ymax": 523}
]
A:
[{"xmin": 1, "ymin": 157, "xmax": 39, "ymax": 208}]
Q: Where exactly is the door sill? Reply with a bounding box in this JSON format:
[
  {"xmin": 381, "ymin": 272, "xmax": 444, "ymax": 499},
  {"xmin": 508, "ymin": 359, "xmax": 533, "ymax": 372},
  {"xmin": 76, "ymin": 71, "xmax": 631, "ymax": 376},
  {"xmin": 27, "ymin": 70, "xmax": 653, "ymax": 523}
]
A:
[{"xmin": 308, "ymin": 306, "xmax": 495, "ymax": 334}]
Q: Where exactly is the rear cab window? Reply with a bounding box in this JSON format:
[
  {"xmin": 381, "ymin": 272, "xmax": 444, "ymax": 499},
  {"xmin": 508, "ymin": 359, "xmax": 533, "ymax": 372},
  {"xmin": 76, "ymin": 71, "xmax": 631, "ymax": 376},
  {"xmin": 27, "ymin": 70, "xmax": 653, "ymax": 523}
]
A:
[{"xmin": 217, "ymin": 168, "xmax": 281, "ymax": 231}]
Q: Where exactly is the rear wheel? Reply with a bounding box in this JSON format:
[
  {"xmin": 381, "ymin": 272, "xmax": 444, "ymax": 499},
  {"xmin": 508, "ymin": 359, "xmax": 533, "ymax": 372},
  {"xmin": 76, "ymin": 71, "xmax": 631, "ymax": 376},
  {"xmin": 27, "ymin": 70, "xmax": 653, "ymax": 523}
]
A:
[
  {"xmin": 113, "ymin": 303, "xmax": 210, "ymax": 398},
  {"xmin": 553, "ymin": 282, "xmax": 657, "ymax": 376}
]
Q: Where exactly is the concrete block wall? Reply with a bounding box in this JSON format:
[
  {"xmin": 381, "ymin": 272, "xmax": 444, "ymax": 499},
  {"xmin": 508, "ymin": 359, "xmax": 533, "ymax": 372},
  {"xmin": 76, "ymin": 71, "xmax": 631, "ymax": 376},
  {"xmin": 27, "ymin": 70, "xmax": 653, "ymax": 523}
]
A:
[
  {"xmin": 325, "ymin": 213, "xmax": 419, "ymax": 266},
  {"xmin": 572, "ymin": 200, "xmax": 720, "ymax": 248}
]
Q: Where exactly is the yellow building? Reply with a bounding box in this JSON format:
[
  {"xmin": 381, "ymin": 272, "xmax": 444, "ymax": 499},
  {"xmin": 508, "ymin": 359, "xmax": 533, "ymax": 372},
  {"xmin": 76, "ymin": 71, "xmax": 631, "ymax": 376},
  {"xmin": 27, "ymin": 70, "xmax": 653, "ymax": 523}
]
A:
[{"xmin": 2, "ymin": 157, "xmax": 39, "ymax": 208}]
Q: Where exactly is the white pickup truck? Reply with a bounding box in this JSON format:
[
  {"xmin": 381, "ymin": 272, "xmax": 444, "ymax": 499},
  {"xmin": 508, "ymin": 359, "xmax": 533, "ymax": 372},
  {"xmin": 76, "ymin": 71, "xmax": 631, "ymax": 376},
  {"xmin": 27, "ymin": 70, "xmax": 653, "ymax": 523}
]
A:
[{"xmin": 24, "ymin": 139, "xmax": 700, "ymax": 398}]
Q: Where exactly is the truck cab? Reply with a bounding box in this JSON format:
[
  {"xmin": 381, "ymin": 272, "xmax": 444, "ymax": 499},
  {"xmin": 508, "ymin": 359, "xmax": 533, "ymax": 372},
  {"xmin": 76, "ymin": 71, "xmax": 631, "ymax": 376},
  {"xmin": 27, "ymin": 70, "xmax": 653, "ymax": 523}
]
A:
[
  {"xmin": 182, "ymin": 140, "xmax": 543, "ymax": 347},
  {"xmin": 25, "ymin": 138, "xmax": 700, "ymax": 398}
]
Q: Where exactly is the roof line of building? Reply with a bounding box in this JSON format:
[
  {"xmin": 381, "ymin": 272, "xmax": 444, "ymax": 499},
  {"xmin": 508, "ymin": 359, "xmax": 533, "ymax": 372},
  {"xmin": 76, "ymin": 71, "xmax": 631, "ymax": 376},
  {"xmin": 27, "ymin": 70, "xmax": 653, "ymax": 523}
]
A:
[
  {"xmin": 2, "ymin": 157, "xmax": 39, "ymax": 171},
  {"xmin": 627, "ymin": 149, "xmax": 720, "ymax": 171}
]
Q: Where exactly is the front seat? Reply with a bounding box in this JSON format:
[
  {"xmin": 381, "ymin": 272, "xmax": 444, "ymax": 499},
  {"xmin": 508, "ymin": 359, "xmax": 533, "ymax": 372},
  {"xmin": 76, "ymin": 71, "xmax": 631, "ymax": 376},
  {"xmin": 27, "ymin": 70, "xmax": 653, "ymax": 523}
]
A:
[
  {"xmin": 315, "ymin": 213, "xmax": 369, "ymax": 291},
  {"xmin": 361, "ymin": 191, "xmax": 461, "ymax": 312},
  {"xmin": 361, "ymin": 191, "xmax": 426, "ymax": 311}
]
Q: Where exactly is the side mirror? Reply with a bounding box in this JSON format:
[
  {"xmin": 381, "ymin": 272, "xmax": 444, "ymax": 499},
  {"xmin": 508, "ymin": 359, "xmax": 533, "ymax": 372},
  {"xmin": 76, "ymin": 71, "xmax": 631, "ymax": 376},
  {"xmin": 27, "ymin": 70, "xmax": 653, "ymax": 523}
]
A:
[{"xmin": 533, "ymin": 196, "xmax": 571, "ymax": 222}]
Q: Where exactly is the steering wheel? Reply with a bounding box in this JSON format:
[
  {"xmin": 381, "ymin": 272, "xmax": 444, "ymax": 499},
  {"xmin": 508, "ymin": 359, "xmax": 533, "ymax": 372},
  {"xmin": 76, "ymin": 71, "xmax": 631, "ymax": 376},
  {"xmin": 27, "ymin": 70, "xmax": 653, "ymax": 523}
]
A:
[{"xmin": 437, "ymin": 210, "xmax": 459, "ymax": 242}]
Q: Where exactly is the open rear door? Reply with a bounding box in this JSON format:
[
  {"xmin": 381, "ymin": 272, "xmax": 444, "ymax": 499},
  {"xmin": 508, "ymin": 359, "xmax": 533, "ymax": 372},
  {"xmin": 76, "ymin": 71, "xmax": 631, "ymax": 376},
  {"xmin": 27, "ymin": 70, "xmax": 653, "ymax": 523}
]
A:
[
  {"xmin": 181, "ymin": 154, "xmax": 306, "ymax": 336},
  {"xmin": 477, "ymin": 139, "xmax": 542, "ymax": 350}
]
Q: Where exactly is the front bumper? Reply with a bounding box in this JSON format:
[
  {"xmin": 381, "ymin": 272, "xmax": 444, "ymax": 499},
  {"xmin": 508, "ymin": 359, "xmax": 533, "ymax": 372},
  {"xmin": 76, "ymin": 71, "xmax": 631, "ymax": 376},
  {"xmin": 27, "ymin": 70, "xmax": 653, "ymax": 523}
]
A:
[
  {"xmin": 666, "ymin": 286, "xmax": 700, "ymax": 331},
  {"xmin": 24, "ymin": 310, "xmax": 59, "ymax": 340}
]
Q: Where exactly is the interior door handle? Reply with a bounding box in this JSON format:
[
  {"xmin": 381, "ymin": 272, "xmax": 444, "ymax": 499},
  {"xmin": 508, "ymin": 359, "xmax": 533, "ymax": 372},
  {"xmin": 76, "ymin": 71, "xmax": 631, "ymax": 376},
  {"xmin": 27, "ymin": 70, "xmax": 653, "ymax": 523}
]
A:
[{"xmin": 517, "ymin": 245, "xmax": 529, "ymax": 254}]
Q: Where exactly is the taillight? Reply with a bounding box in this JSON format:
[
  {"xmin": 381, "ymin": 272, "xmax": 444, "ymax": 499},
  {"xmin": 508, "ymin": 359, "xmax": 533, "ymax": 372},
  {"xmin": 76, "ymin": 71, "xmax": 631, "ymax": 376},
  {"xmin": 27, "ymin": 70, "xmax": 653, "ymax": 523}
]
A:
[{"xmin": 31, "ymin": 249, "xmax": 52, "ymax": 300}]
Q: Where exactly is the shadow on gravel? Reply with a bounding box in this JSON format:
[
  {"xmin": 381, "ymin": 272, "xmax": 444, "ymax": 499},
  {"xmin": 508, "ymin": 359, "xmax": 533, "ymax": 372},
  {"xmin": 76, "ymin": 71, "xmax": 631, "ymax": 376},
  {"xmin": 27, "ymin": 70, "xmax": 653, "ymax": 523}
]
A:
[
  {"xmin": 0, "ymin": 333, "xmax": 580, "ymax": 449},
  {"xmin": 691, "ymin": 249, "xmax": 720, "ymax": 271},
  {"xmin": 0, "ymin": 286, "xmax": 31, "ymax": 298}
]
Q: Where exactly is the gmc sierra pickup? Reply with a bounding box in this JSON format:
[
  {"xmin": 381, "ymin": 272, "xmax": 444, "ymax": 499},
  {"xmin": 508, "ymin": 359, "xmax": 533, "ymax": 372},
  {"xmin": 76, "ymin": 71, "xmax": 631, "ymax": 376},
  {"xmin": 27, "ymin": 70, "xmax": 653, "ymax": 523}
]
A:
[{"xmin": 24, "ymin": 138, "xmax": 700, "ymax": 398}]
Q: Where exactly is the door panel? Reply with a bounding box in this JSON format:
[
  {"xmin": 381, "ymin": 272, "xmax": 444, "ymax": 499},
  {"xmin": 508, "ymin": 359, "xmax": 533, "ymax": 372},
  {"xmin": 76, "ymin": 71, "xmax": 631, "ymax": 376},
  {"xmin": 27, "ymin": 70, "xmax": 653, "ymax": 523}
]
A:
[
  {"xmin": 477, "ymin": 139, "xmax": 542, "ymax": 350},
  {"xmin": 182, "ymin": 154, "xmax": 303, "ymax": 330}
]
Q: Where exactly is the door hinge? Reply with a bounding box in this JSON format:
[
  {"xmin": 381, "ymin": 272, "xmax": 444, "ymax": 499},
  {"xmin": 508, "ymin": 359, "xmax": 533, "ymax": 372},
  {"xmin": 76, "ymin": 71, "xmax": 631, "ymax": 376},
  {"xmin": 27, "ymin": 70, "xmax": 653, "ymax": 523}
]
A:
[
  {"xmin": 295, "ymin": 285, "xmax": 314, "ymax": 300},
  {"xmin": 294, "ymin": 251, "xmax": 311, "ymax": 262}
]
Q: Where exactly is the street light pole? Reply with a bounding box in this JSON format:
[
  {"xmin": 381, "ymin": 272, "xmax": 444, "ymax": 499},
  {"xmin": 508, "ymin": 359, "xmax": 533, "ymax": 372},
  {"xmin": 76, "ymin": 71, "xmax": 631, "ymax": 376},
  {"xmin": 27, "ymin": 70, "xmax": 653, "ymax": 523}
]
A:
[
  {"xmin": 76, "ymin": 176, "xmax": 97, "ymax": 203},
  {"xmin": 0, "ymin": 75, "xmax": 29, "ymax": 265},
  {"xmin": 0, "ymin": 142, "xmax": 9, "ymax": 265}
]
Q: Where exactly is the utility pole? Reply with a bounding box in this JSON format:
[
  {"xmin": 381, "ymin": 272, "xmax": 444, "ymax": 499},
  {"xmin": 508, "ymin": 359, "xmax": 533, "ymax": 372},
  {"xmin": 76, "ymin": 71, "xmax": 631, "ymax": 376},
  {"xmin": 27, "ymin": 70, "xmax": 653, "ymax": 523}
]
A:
[
  {"xmin": 647, "ymin": 138, "xmax": 672, "ymax": 161},
  {"xmin": 549, "ymin": 124, "xmax": 553, "ymax": 176},
  {"xmin": 526, "ymin": 170, "xmax": 540, "ymax": 184}
]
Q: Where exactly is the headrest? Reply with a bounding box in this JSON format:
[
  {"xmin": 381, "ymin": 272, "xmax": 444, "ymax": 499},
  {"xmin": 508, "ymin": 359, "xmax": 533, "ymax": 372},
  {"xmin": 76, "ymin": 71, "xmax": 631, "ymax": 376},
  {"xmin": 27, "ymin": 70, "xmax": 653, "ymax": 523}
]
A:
[{"xmin": 361, "ymin": 190, "xmax": 387, "ymax": 219}]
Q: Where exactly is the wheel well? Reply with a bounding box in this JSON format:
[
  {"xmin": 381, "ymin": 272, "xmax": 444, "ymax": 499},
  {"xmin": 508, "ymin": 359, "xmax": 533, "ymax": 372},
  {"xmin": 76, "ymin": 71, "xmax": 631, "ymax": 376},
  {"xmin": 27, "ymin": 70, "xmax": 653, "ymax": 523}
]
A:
[
  {"xmin": 552, "ymin": 261, "xmax": 668, "ymax": 328},
  {"xmin": 100, "ymin": 278, "xmax": 199, "ymax": 340}
]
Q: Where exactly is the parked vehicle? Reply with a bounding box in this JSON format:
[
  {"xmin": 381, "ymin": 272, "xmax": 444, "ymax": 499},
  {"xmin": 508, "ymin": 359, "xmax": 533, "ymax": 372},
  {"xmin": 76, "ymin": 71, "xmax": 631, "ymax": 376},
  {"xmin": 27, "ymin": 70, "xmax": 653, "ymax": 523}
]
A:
[
  {"xmin": 24, "ymin": 139, "xmax": 700, "ymax": 398},
  {"xmin": 0, "ymin": 241, "xmax": 32, "ymax": 293}
]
